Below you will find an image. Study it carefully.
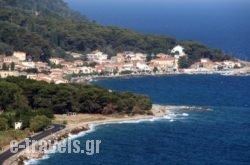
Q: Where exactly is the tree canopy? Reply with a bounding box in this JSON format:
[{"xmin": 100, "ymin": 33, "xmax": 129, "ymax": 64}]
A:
[
  {"xmin": 0, "ymin": 76, "xmax": 152, "ymax": 131},
  {"xmin": 0, "ymin": 0, "xmax": 231, "ymax": 64},
  {"xmin": 0, "ymin": 77, "xmax": 152, "ymax": 114}
]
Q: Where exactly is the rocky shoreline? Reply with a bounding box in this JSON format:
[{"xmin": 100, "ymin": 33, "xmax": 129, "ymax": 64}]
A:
[
  {"xmin": 4, "ymin": 126, "xmax": 89, "ymax": 165},
  {"xmin": 3, "ymin": 104, "xmax": 210, "ymax": 165}
]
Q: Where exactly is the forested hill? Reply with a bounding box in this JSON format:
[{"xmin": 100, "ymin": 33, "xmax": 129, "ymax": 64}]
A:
[
  {"xmin": 0, "ymin": 0, "xmax": 83, "ymax": 19},
  {"xmin": 0, "ymin": 0, "xmax": 231, "ymax": 62}
]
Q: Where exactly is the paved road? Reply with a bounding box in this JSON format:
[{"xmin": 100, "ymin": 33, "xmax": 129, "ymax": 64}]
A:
[{"xmin": 0, "ymin": 124, "xmax": 65, "ymax": 164}]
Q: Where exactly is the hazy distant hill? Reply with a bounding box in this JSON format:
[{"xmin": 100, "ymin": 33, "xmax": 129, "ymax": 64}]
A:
[{"xmin": 0, "ymin": 0, "xmax": 230, "ymax": 64}]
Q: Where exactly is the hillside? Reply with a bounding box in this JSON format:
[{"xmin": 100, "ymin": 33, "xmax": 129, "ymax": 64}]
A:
[
  {"xmin": 0, "ymin": 0, "xmax": 231, "ymax": 63},
  {"xmin": 0, "ymin": 76, "xmax": 152, "ymax": 129}
]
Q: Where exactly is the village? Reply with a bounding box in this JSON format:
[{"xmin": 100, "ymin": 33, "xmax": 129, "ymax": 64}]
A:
[{"xmin": 0, "ymin": 45, "xmax": 246, "ymax": 84}]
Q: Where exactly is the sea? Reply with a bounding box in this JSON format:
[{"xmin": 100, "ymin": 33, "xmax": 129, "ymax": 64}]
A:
[
  {"xmin": 64, "ymin": 0, "xmax": 250, "ymax": 60},
  {"xmin": 28, "ymin": 75, "xmax": 250, "ymax": 165},
  {"xmin": 27, "ymin": 1, "xmax": 250, "ymax": 164}
]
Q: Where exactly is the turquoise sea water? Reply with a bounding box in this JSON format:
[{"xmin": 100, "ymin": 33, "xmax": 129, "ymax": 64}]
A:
[{"xmin": 31, "ymin": 75, "xmax": 250, "ymax": 165}]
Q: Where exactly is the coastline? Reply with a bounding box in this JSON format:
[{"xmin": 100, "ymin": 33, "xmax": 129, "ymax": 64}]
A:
[
  {"xmin": 71, "ymin": 63, "xmax": 250, "ymax": 84},
  {"xmin": 3, "ymin": 104, "xmax": 210, "ymax": 165}
]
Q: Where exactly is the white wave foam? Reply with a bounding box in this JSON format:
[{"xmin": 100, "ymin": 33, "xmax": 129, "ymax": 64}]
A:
[
  {"xmin": 75, "ymin": 124, "xmax": 97, "ymax": 138},
  {"xmin": 169, "ymin": 113, "xmax": 177, "ymax": 117},
  {"xmin": 163, "ymin": 112, "xmax": 189, "ymax": 122},
  {"xmin": 25, "ymin": 112, "xmax": 190, "ymax": 164},
  {"xmin": 170, "ymin": 119, "xmax": 175, "ymax": 122},
  {"xmin": 24, "ymin": 154, "xmax": 50, "ymax": 165},
  {"xmin": 163, "ymin": 116, "xmax": 171, "ymax": 119},
  {"xmin": 182, "ymin": 113, "xmax": 189, "ymax": 116},
  {"xmin": 116, "ymin": 117, "xmax": 165, "ymax": 124},
  {"xmin": 149, "ymin": 117, "xmax": 162, "ymax": 122},
  {"xmin": 25, "ymin": 124, "xmax": 98, "ymax": 164},
  {"xmin": 24, "ymin": 159, "xmax": 38, "ymax": 165}
]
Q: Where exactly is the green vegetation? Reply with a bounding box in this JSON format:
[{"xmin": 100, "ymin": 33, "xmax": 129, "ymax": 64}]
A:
[
  {"xmin": 0, "ymin": 130, "xmax": 29, "ymax": 149},
  {"xmin": 0, "ymin": 76, "xmax": 151, "ymax": 146},
  {"xmin": 0, "ymin": 0, "xmax": 231, "ymax": 65},
  {"xmin": 120, "ymin": 70, "xmax": 133, "ymax": 75},
  {"xmin": 30, "ymin": 115, "xmax": 51, "ymax": 132},
  {"xmin": 178, "ymin": 56, "xmax": 192, "ymax": 69},
  {"xmin": 0, "ymin": 0, "xmax": 234, "ymax": 149},
  {"xmin": 0, "ymin": 117, "xmax": 8, "ymax": 131},
  {"xmin": 0, "ymin": 77, "xmax": 152, "ymax": 114},
  {"xmin": 0, "ymin": 108, "xmax": 54, "ymax": 132},
  {"xmin": 179, "ymin": 41, "xmax": 232, "ymax": 68},
  {"xmin": 0, "ymin": 76, "xmax": 152, "ymax": 129},
  {"xmin": 0, "ymin": 0, "xmax": 176, "ymax": 61}
]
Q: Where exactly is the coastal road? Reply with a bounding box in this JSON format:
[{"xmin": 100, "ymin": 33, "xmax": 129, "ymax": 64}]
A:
[{"xmin": 0, "ymin": 124, "xmax": 65, "ymax": 164}]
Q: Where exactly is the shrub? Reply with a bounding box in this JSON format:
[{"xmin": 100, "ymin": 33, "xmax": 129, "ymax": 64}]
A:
[
  {"xmin": 0, "ymin": 117, "xmax": 8, "ymax": 131},
  {"xmin": 30, "ymin": 115, "xmax": 51, "ymax": 132}
]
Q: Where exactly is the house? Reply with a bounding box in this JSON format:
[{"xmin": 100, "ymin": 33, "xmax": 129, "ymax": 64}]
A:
[
  {"xmin": 151, "ymin": 55, "xmax": 175, "ymax": 71},
  {"xmin": 190, "ymin": 58, "xmax": 215, "ymax": 71},
  {"xmin": 15, "ymin": 122, "xmax": 22, "ymax": 130},
  {"xmin": 50, "ymin": 68, "xmax": 63, "ymax": 77},
  {"xmin": 67, "ymin": 67, "xmax": 81, "ymax": 74},
  {"xmin": 95, "ymin": 65, "xmax": 106, "ymax": 73},
  {"xmin": 49, "ymin": 58, "xmax": 64, "ymax": 65},
  {"xmin": 136, "ymin": 62, "xmax": 151, "ymax": 72},
  {"xmin": 21, "ymin": 61, "xmax": 36, "ymax": 69},
  {"xmin": 103, "ymin": 65, "xmax": 115, "ymax": 73},
  {"xmin": 13, "ymin": 51, "xmax": 26, "ymax": 61},
  {"xmin": 100, "ymin": 59, "xmax": 112, "ymax": 65},
  {"xmin": 61, "ymin": 61, "xmax": 73, "ymax": 68},
  {"xmin": 171, "ymin": 45, "xmax": 186, "ymax": 56},
  {"xmin": 35, "ymin": 62, "xmax": 50, "ymax": 72},
  {"xmin": 223, "ymin": 60, "xmax": 242, "ymax": 69},
  {"xmin": 135, "ymin": 53, "xmax": 147, "ymax": 62},
  {"xmin": 87, "ymin": 50, "xmax": 108, "ymax": 63},
  {"xmin": 53, "ymin": 78, "xmax": 69, "ymax": 84},
  {"xmin": 80, "ymin": 66, "xmax": 96, "ymax": 74},
  {"xmin": 119, "ymin": 63, "xmax": 136, "ymax": 72},
  {"xmin": 3, "ymin": 56, "xmax": 19, "ymax": 64},
  {"xmin": 15, "ymin": 64, "xmax": 28, "ymax": 71},
  {"xmin": 0, "ymin": 71, "xmax": 19, "ymax": 78},
  {"xmin": 27, "ymin": 74, "xmax": 37, "ymax": 80},
  {"xmin": 111, "ymin": 53, "xmax": 125, "ymax": 63},
  {"xmin": 36, "ymin": 74, "xmax": 52, "ymax": 83},
  {"xmin": 200, "ymin": 58, "xmax": 215, "ymax": 69},
  {"xmin": 155, "ymin": 53, "xmax": 166, "ymax": 58},
  {"xmin": 67, "ymin": 52, "xmax": 83, "ymax": 59},
  {"xmin": 74, "ymin": 60, "xmax": 84, "ymax": 67},
  {"xmin": 123, "ymin": 52, "xmax": 146, "ymax": 62},
  {"xmin": 123, "ymin": 51, "xmax": 135, "ymax": 62}
]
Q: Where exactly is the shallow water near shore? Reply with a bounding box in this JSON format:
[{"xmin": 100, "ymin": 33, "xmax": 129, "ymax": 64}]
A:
[{"xmin": 29, "ymin": 75, "xmax": 250, "ymax": 165}]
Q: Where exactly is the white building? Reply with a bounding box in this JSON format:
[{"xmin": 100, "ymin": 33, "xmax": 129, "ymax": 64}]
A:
[
  {"xmin": 87, "ymin": 50, "xmax": 108, "ymax": 64},
  {"xmin": 15, "ymin": 122, "xmax": 22, "ymax": 130},
  {"xmin": 0, "ymin": 71, "xmax": 19, "ymax": 78},
  {"xmin": 80, "ymin": 66, "xmax": 96, "ymax": 74},
  {"xmin": 136, "ymin": 62, "xmax": 151, "ymax": 71},
  {"xmin": 120, "ymin": 63, "xmax": 134, "ymax": 72},
  {"xmin": 67, "ymin": 52, "xmax": 83, "ymax": 59},
  {"xmin": 49, "ymin": 58, "xmax": 64, "ymax": 65},
  {"xmin": 21, "ymin": 61, "xmax": 36, "ymax": 69},
  {"xmin": 13, "ymin": 51, "xmax": 26, "ymax": 61},
  {"xmin": 171, "ymin": 45, "xmax": 186, "ymax": 56}
]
